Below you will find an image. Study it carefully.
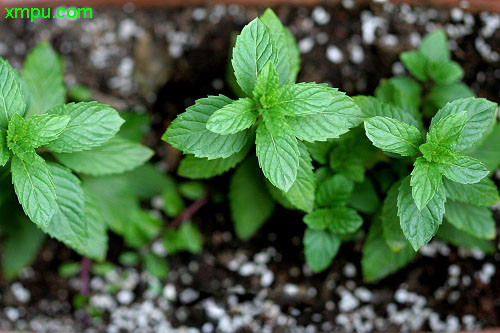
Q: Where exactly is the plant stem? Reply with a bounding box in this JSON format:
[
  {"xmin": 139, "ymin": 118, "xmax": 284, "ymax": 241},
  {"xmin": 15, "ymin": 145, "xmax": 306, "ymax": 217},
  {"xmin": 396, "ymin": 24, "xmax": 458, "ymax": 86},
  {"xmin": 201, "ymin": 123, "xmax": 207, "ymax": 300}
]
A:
[
  {"xmin": 80, "ymin": 257, "xmax": 92, "ymax": 296},
  {"xmin": 170, "ymin": 195, "xmax": 209, "ymax": 228}
]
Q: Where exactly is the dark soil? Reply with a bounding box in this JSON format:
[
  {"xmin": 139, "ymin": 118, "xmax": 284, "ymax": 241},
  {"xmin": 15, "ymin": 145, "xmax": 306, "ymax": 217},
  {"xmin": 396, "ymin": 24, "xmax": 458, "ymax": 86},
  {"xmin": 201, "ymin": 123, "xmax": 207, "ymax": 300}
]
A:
[{"xmin": 0, "ymin": 2, "xmax": 499, "ymax": 332}]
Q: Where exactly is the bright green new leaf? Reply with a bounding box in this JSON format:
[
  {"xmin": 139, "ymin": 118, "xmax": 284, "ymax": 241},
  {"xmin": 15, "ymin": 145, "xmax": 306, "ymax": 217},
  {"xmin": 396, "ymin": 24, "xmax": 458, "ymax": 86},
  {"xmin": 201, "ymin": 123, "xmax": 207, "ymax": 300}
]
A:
[
  {"xmin": 230, "ymin": 157, "xmax": 275, "ymax": 240},
  {"xmin": 206, "ymin": 98, "xmax": 258, "ymax": 135},
  {"xmin": 0, "ymin": 58, "xmax": 26, "ymax": 129},
  {"xmin": 419, "ymin": 142, "xmax": 454, "ymax": 163},
  {"xmin": 397, "ymin": 177, "xmax": 446, "ymax": 251},
  {"xmin": 163, "ymin": 95, "xmax": 250, "ymax": 159},
  {"xmin": 445, "ymin": 201, "xmax": 495, "ymax": 240},
  {"xmin": 46, "ymin": 102, "xmax": 125, "ymax": 153},
  {"xmin": 303, "ymin": 228, "xmax": 340, "ymax": 273},
  {"xmin": 283, "ymin": 142, "xmax": 315, "ymax": 212},
  {"xmin": 253, "ymin": 61, "xmax": 279, "ymax": 99},
  {"xmin": 304, "ymin": 207, "xmax": 362, "ymax": 234},
  {"xmin": 427, "ymin": 61, "xmax": 464, "ymax": 84},
  {"xmin": 400, "ymin": 51, "xmax": 427, "ymax": 81},
  {"xmin": 431, "ymin": 98, "xmax": 498, "ymax": 152},
  {"xmin": 419, "ymin": 30, "xmax": 450, "ymax": 63},
  {"xmin": 437, "ymin": 221, "xmax": 494, "ymax": 253},
  {"xmin": 443, "ymin": 178, "xmax": 498, "ymax": 207},
  {"xmin": 441, "ymin": 154, "xmax": 489, "ymax": 184},
  {"xmin": 381, "ymin": 182, "xmax": 408, "ymax": 252},
  {"xmin": 232, "ymin": 18, "xmax": 277, "ymax": 96},
  {"xmin": 11, "ymin": 155, "xmax": 56, "ymax": 226},
  {"xmin": 23, "ymin": 42, "xmax": 66, "ymax": 116},
  {"xmin": 256, "ymin": 122, "xmax": 299, "ymax": 192},
  {"xmin": 427, "ymin": 111, "xmax": 467, "ymax": 148},
  {"xmin": 41, "ymin": 163, "xmax": 88, "ymax": 257},
  {"xmin": 364, "ymin": 116, "xmax": 423, "ymax": 156},
  {"xmin": 316, "ymin": 174, "xmax": 354, "ymax": 208},
  {"xmin": 54, "ymin": 136, "xmax": 153, "ymax": 176},
  {"xmin": 410, "ymin": 157, "xmax": 443, "ymax": 210}
]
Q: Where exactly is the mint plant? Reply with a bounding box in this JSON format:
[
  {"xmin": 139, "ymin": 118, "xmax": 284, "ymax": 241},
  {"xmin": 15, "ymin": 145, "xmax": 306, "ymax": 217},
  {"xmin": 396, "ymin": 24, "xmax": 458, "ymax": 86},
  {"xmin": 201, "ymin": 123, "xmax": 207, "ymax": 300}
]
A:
[
  {"xmin": 163, "ymin": 9, "xmax": 363, "ymax": 238},
  {"xmin": 0, "ymin": 42, "xmax": 153, "ymax": 278}
]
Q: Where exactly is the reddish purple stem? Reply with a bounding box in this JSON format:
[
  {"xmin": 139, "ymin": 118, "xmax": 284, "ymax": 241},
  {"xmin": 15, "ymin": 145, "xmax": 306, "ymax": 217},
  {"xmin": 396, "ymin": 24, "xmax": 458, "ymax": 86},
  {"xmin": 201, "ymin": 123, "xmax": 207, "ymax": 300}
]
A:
[
  {"xmin": 170, "ymin": 195, "xmax": 209, "ymax": 228},
  {"xmin": 80, "ymin": 257, "xmax": 92, "ymax": 296}
]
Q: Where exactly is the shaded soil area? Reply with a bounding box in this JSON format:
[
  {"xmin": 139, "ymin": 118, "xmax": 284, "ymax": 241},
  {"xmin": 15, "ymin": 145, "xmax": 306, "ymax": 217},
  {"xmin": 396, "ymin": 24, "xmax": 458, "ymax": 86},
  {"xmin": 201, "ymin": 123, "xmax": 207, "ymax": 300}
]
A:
[{"xmin": 0, "ymin": 2, "xmax": 499, "ymax": 332}]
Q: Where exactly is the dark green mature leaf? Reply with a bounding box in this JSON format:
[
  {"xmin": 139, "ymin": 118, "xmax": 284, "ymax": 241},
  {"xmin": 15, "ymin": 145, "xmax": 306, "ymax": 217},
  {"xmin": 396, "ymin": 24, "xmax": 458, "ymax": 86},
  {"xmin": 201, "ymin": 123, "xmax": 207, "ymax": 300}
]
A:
[
  {"xmin": 349, "ymin": 178, "xmax": 380, "ymax": 214},
  {"xmin": 260, "ymin": 9, "xmax": 291, "ymax": 86},
  {"xmin": 230, "ymin": 157, "xmax": 275, "ymax": 240},
  {"xmin": 316, "ymin": 174, "xmax": 354, "ymax": 208},
  {"xmin": 427, "ymin": 111, "xmax": 467, "ymax": 148},
  {"xmin": 118, "ymin": 112, "xmax": 151, "ymax": 142},
  {"xmin": 23, "ymin": 42, "xmax": 66, "ymax": 116},
  {"xmin": 362, "ymin": 219, "xmax": 415, "ymax": 282},
  {"xmin": 287, "ymin": 89, "xmax": 364, "ymax": 142},
  {"xmin": 164, "ymin": 95, "xmax": 250, "ymax": 159},
  {"xmin": 253, "ymin": 61, "xmax": 279, "ymax": 99},
  {"xmin": 42, "ymin": 163, "xmax": 88, "ymax": 257},
  {"xmin": 445, "ymin": 201, "xmax": 495, "ymax": 240},
  {"xmin": 431, "ymin": 98, "xmax": 498, "ymax": 152},
  {"xmin": 410, "ymin": 157, "xmax": 443, "ymax": 210},
  {"xmin": 54, "ymin": 137, "xmax": 153, "ymax": 176},
  {"xmin": 437, "ymin": 221, "xmax": 494, "ymax": 253},
  {"xmin": 304, "ymin": 228, "xmax": 340, "ymax": 273},
  {"xmin": 46, "ymin": 102, "xmax": 125, "ymax": 153},
  {"xmin": 443, "ymin": 178, "xmax": 498, "ymax": 207},
  {"xmin": 364, "ymin": 116, "xmax": 423, "ymax": 156},
  {"xmin": 11, "ymin": 155, "xmax": 56, "ymax": 226},
  {"xmin": 381, "ymin": 182, "xmax": 408, "ymax": 252},
  {"xmin": 283, "ymin": 142, "xmax": 315, "ymax": 212},
  {"xmin": 304, "ymin": 207, "xmax": 362, "ymax": 234},
  {"xmin": 441, "ymin": 154, "xmax": 489, "ymax": 184},
  {"xmin": 419, "ymin": 30, "xmax": 450, "ymax": 63},
  {"xmin": 426, "ymin": 83, "xmax": 474, "ymax": 111},
  {"xmin": 397, "ymin": 177, "xmax": 446, "ymax": 250},
  {"xmin": 427, "ymin": 61, "xmax": 464, "ymax": 84},
  {"xmin": 122, "ymin": 163, "xmax": 174, "ymax": 199},
  {"xmin": 469, "ymin": 123, "xmax": 500, "ymax": 171},
  {"xmin": 400, "ymin": 51, "xmax": 427, "ymax": 81},
  {"xmin": 256, "ymin": 122, "xmax": 299, "ymax": 192},
  {"xmin": 232, "ymin": 18, "xmax": 277, "ymax": 96},
  {"xmin": 0, "ymin": 132, "xmax": 10, "ymax": 166},
  {"xmin": 354, "ymin": 96, "xmax": 420, "ymax": 129},
  {"xmin": 0, "ymin": 58, "xmax": 26, "ymax": 129},
  {"xmin": 207, "ymin": 98, "xmax": 258, "ymax": 135}
]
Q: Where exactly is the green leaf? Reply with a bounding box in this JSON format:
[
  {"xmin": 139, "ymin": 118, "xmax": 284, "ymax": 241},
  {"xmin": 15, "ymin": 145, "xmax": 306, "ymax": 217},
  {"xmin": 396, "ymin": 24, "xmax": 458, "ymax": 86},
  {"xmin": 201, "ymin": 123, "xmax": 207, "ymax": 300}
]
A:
[
  {"xmin": 375, "ymin": 76, "xmax": 422, "ymax": 119},
  {"xmin": 303, "ymin": 228, "xmax": 341, "ymax": 273},
  {"xmin": 270, "ymin": 83, "xmax": 332, "ymax": 116},
  {"xmin": 419, "ymin": 30, "xmax": 450, "ymax": 63},
  {"xmin": 7, "ymin": 114, "xmax": 37, "ymax": 162},
  {"xmin": 68, "ymin": 84, "xmax": 92, "ymax": 102},
  {"xmin": 427, "ymin": 111, "xmax": 467, "ymax": 148},
  {"xmin": 118, "ymin": 112, "xmax": 151, "ymax": 142},
  {"xmin": 163, "ymin": 95, "xmax": 250, "ymax": 159},
  {"xmin": 426, "ymin": 83, "xmax": 474, "ymax": 111},
  {"xmin": 55, "ymin": 137, "xmax": 153, "ymax": 176},
  {"xmin": 287, "ymin": 89, "xmax": 364, "ymax": 142},
  {"xmin": 349, "ymin": 178, "xmax": 380, "ymax": 214},
  {"xmin": 427, "ymin": 61, "xmax": 464, "ymax": 84},
  {"xmin": 445, "ymin": 201, "xmax": 495, "ymax": 240},
  {"xmin": 0, "ymin": 58, "xmax": 26, "ymax": 129},
  {"xmin": 354, "ymin": 96, "xmax": 420, "ymax": 129},
  {"xmin": 164, "ymin": 222, "xmax": 203, "ymax": 254},
  {"xmin": 232, "ymin": 18, "xmax": 277, "ymax": 96},
  {"xmin": 162, "ymin": 184, "xmax": 185, "ymax": 218},
  {"xmin": 443, "ymin": 178, "xmax": 498, "ymax": 207},
  {"xmin": 304, "ymin": 207, "xmax": 362, "ymax": 234},
  {"xmin": 122, "ymin": 163, "xmax": 174, "ymax": 199},
  {"xmin": 410, "ymin": 157, "xmax": 443, "ymax": 210},
  {"xmin": 436, "ymin": 221, "xmax": 494, "ymax": 253},
  {"xmin": 441, "ymin": 154, "xmax": 489, "ymax": 184},
  {"xmin": 2, "ymin": 214, "xmax": 45, "ymax": 279},
  {"xmin": 177, "ymin": 138, "xmax": 252, "ymax": 179},
  {"xmin": 11, "ymin": 155, "xmax": 56, "ymax": 226},
  {"xmin": 400, "ymin": 51, "xmax": 427, "ymax": 81},
  {"xmin": 23, "ymin": 42, "xmax": 66, "ymax": 116},
  {"xmin": 397, "ymin": 177, "xmax": 446, "ymax": 250},
  {"xmin": 206, "ymin": 98, "xmax": 258, "ymax": 135},
  {"xmin": 124, "ymin": 210, "xmax": 162, "ymax": 248},
  {"xmin": 178, "ymin": 181, "xmax": 206, "ymax": 200},
  {"xmin": 316, "ymin": 174, "xmax": 354, "ymax": 208},
  {"xmin": 260, "ymin": 9, "xmax": 292, "ymax": 86},
  {"xmin": 144, "ymin": 252, "xmax": 169, "ymax": 280},
  {"xmin": 283, "ymin": 142, "xmax": 315, "ymax": 212},
  {"xmin": 283, "ymin": 29, "xmax": 300, "ymax": 83},
  {"xmin": 419, "ymin": 142, "xmax": 455, "ymax": 163},
  {"xmin": 431, "ymin": 97, "xmax": 498, "ymax": 152},
  {"xmin": 253, "ymin": 61, "xmax": 279, "ymax": 99},
  {"xmin": 362, "ymin": 219, "xmax": 415, "ymax": 282},
  {"xmin": 0, "ymin": 131, "xmax": 10, "ymax": 166},
  {"xmin": 469, "ymin": 123, "xmax": 500, "ymax": 171},
  {"xmin": 381, "ymin": 182, "xmax": 408, "ymax": 252},
  {"xmin": 256, "ymin": 122, "xmax": 299, "ymax": 192},
  {"xmin": 41, "ymin": 163, "xmax": 89, "ymax": 257},
  {"xmin": 364, "ymin": 116, "xmax": 423, "ymax": 156},
  {"xmin": 230, "ymin": 157, "xmax": 275, "ymax": 240},
  {"xmin": 46, "ymin": 102, "xmax": 125, "ymax": 153},
  {"xmin": 83, "ymin": 190, "xmax": 108, "ymax": 261}
]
